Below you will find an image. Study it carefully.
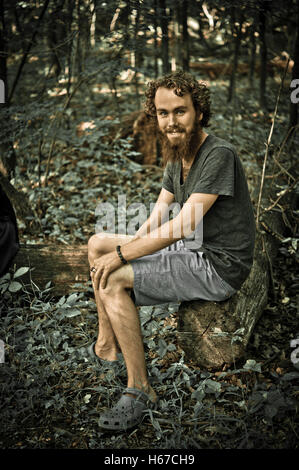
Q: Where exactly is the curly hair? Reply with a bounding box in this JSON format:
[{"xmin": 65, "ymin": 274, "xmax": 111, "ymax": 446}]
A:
[{"xmin": 144, "ymin": 70, "xmax": 211, "ymax": 127}]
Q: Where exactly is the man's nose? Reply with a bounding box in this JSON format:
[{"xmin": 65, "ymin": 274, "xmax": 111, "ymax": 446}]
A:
[{"xmin": 168, "ymin": 113, "xmax": 177, "ymax": 126}]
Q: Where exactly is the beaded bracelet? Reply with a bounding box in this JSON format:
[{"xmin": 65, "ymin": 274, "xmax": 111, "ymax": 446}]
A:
[{"xmin": 116, "ymin": 245, "xmax": 128, "ymax": 264}]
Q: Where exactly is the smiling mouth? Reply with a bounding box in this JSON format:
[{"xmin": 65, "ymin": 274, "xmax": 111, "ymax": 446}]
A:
[{"xmin": 167, "ymin": 131, "xmax": 184, "ymax": 135}]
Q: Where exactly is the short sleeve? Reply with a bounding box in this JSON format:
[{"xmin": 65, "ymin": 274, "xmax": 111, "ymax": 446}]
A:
[
  {"xmin": 162, "ymin": 162, "xmax": 174, "ymax": 194},
  {"xmin": 192, "ymin": 147, "xmax": 235, "ymax": 196}
]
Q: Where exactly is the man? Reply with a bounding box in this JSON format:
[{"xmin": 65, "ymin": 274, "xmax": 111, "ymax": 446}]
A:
[{"xmin": 87, "ymin": 70, "xmax": 255, "ymax": 431}]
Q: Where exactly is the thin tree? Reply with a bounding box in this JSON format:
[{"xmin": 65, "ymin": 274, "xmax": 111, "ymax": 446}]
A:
[
  {"xmin": 159, "ymin": 0, "xmax": 170, "ymax": 74},
  {"xmin": 288, "ymin": 0, "xmax": 299, "ymax": 143},
  {"xmin": 258, "ymin": 0, "xmax": 268, "ymax": 110},
  {"xmin": 227, "ymin": 6, "xmax": 243, "ymax": 104},
  {"xmin": 181, "ymin": 0, "xmax": 189, "ymax": 71}
]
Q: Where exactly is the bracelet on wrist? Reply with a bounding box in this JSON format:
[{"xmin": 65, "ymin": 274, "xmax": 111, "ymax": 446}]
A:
[{"xmin": 116, "ymin": 245, "xmax": 128, "ymax": 264}]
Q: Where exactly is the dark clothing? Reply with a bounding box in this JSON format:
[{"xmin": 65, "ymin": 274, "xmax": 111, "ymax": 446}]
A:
[
  {"xmin": 0, "ymin": 184, "xmax": 19, "ymax": 277},
  {"xmin": 162, "ymin": 134, "xmax": 256, "ymax": 290}
]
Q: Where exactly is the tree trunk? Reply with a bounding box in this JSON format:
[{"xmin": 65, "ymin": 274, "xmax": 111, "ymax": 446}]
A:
[
  {"xmin": 0, "ymin": 0, "xmax": 16, "ymax": 178},
  {"xmin": 174, "ymin": 5, "xmax": 181, "ymax": 70},
  {"xmin": 259, "ymin": 1, "xmax": 268, "ymax": 110},
  {"xmin": 249, "ymin": 17, "xmax": 257, "ymax": 88},
  {"xmin": 227, "ymin": 9, "xmax": 243, "ymax": 103},
  {"xmin": 288, "ymin": 0, "xmax": 299, "ymax": 138},
  {"xmin": 153, "ymin": 0, "xmax": 159, "ymax": 78},
  {"xmin": 181, "ymin": 0, "xmax": 189, "ymax": 71},
  {"xmin": 159, "ymin": 0, "xmax": 170, "ymax": 74},
  {"xmin": 177, "ymin": 186, "xmax": 286, "ymax": 369},
  {"xmin": 132, "ymin": 1, "xmax": 141, "ymax": 108}
]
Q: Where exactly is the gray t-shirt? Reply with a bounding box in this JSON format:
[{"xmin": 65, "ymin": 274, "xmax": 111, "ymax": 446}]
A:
[{"xmin": 162, "ymin": 134, "xmax": 256, "ymax": 290}]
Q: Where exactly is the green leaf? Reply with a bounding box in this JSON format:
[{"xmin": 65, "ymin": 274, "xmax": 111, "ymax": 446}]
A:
[
  {"xmin": 0, "ymin": 273, "xmax": 11, "ymax": 282},
  {"xmin": 8, "ymin": 281, "xmax": 23, "ymax": 292},
  {"xmin": 192, "ymin": 388, "xmax": 205, "ymax": 402},
  {"xmin": 243, "ymin": 359, "xmax": 262, "ymax": 373},
  {"xmin": 281, "ymin": 371, "xmax": 299, "ymax": 381},
  {"xmin": 204, "ymin": 379, "xmax": 222, "ymax": 394},
  {"xmin": 265, "ymin": 404, "xmax": 278, "ymax": 419},
  {"xmin": 13, "ymin": 267, "xmax": 30, "ymax": 278},
  {"xmin": 66, "ymin": 293, "xmax": 79, "ymax": 306},
  {"xmin": 0, "ymin": 282, "xmax": 9, "ymax": 292},
  {"xmin": 63, "ymin": 309, "xmax": 81, "ymax": 318}
]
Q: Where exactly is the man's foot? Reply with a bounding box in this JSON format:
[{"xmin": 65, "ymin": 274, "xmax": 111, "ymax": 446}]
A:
[
  {"xmin": 125, "ymin": 384, "xmax": 157, "ymax": 404},
  {"xmin": 98, "ymin": 387, "xmax": 158, "ymax": 431},
  {"xmin": 87, "ymin": 341, "xmax": 122, "ymax": 364}
]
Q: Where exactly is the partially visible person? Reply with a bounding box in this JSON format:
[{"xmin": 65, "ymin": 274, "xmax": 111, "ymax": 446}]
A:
[{"xmin": 0, "ymin": 184, "xmax": 19, "ymax": 278}]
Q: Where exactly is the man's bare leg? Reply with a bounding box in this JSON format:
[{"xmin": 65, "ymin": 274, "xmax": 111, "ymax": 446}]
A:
[
  {"xmin": 99, "ymin": 265, "xmax": 157, "ymax": 403},
  {"xmin": 87, "ymin": 233, "xmax": 134, "ymax": 362}
]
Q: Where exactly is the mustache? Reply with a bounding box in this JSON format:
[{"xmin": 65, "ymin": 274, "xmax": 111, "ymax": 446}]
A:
[{"xmin": 164, "ymin": 125, "xmax": 185, "ymax": 133}]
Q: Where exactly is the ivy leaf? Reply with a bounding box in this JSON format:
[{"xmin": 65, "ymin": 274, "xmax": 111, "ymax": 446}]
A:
[
  {"xmin": 204, "ymin": 379, "xmax": 222, "ymax": 394},
  {"xmin": 265, "ymin": 404, "xmax": 278, "ymax": 420},
  {"xmin": 243, "ymin": 359, "xmax": 262, "ymax": 373},
  {"xmin": 13, "ymin": 267, "xmax": 30, "ymax": 278},
  {"xmin": 63, "ymin": 309, "xmax": 81, "ymax": 318},
  {"xmin": 8, "ymin": 281, "xmax": 23, "ymax": 293}
]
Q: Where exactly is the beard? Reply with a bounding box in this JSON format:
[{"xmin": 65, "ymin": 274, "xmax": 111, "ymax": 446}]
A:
[{"xmin": 158, "ymin": 119, "xmax": 203, "ymax": 167}]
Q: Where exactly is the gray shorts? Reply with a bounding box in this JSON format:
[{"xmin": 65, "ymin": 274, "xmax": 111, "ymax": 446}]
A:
[{"xmin": 130, "ymin": 240, "xmax": 237, "ymax": 306}]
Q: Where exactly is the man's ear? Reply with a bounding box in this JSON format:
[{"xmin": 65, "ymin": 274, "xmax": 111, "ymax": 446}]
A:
[{"xmin": 197, "ymin": 112, "xmax": 203, "ymax": 122}]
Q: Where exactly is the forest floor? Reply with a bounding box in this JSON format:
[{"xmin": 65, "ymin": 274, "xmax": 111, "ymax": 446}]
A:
[{"xmin": 0, "ymin": 68, "xmax": 298, "ymax": 450}]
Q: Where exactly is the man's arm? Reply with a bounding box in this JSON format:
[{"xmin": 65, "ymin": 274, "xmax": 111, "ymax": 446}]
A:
[
  {"xmin": 131, "ymin": 187, "xmax": 175, "ymax": 240},
  {"xmin": 121, "ymin": 192, "xmax": 218, "ymax": 261},
  {"xmin": 93, "ymin": 191, "xmax": 218, "ymax": 290}
]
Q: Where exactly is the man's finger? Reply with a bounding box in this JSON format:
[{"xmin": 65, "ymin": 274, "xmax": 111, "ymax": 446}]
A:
[
  {"xmin": 94, "ymin": 267, "xmax": 103, "ymax": 291},
  {"xmin": 100, "ymin": 269, "xmax": 108, "ymax": 290}
]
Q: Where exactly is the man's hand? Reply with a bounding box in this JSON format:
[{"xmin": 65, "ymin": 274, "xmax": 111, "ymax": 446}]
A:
[{"xmin": 91, "ymin": 250, "xmax": 122, "ymax": 291}]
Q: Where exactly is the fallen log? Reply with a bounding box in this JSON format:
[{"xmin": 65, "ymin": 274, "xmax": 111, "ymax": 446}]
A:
[{"xmin": 12, "ymin": 244, "xmax": 89, "ymax": 295}]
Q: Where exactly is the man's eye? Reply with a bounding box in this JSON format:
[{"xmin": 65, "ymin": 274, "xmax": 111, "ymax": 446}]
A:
[
  {"xmin": 176, "ymin": 110, "xmax": 185, "ymax": 115},
  {"xmin": 159, "ymin": 111, "xmax": 167, "ymax": 116}
]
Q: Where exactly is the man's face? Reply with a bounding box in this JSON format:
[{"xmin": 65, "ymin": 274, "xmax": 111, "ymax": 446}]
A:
[
  {"xmin": 154, "ymin": 87, "xmax": 202, "ymax": 146},
  {"xmin": 154, "ymin": 87, "xmax": 203, "ymax": 164}
]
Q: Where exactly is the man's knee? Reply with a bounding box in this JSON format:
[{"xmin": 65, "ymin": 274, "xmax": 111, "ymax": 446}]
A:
[
  {"xmin": 88, "ymin": 233, "xmax": 106, "ymax": 263},
  {"xmin": 99, "ymin": 265, "xmax": 134, "ymax": 300}
]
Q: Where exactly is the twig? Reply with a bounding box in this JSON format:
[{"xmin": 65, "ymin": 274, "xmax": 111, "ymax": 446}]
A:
[
  {"xmin": 255, "ymin": 58, "xmax": 290, "ymax": 228},
  {"xmin": 262, "ymin": 178, "xmax": 298, "ymax": 213},
  {"xmin": 261, "ymin": 234, "xmax": 277, "ymax": 301},
  {"xmin": 271, "ymin": 124, "xmax": 299, "ymax": 181}
]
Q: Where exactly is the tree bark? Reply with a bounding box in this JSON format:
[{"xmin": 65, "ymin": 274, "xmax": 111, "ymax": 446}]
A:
[
  {"xmin": 159, "ymin": 0, "xmax": 170, "ymax": 74},
  {"xmin": 288, "ymin": 0, "xmax": 299, "ymax": 138},
  {"xmin": 227, "ymin": 8, "xmax": 243, "ymax": 103},
  {"xmin": 12, "ymin": 244, "xmax": 89, "ymax": 295},
  {"xmin": 0, "ymin": 0, "xmax": 16, "ymax": 177},
  {"xmin": 181, "ymin": 0, "xmax": 189, "ymax": 71},
  {"xmin": 259, "ymin": 1, "xmax": 268, "ymax": 110},
  {"xmin": 249, "ymin": 16, "xmax": 257, "ymax": 88},
  {"xmin": 153, "ymin": 0, "xmax": 159, "ymax": 78}
]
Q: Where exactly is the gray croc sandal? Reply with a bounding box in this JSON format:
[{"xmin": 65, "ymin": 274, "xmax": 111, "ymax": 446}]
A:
[
  {"xmin": 87, "ymin": 341, "xmax": 123, "ymax": 366},
  {"xmin": 98, "ymin": 387, "xmax": 158, "ymax": 431}
]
